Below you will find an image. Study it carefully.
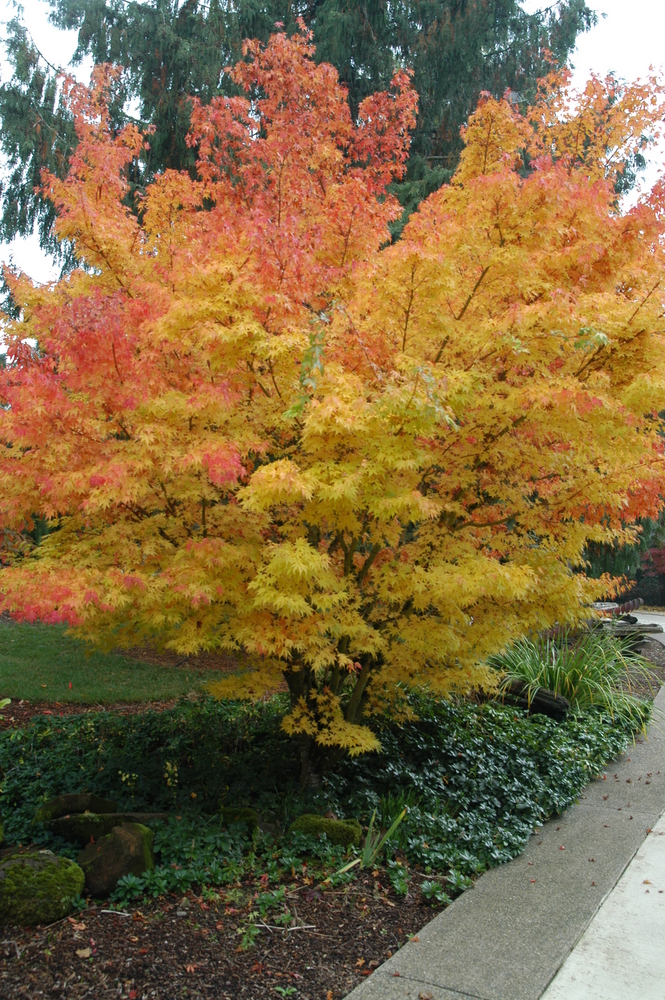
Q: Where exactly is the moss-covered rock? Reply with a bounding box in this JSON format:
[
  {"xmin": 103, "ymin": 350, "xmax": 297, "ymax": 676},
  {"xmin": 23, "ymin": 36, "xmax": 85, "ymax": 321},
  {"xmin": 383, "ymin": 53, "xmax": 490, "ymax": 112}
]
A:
[
  {"xmin": 78, "ymin": 823, "xmax": 154, "ymax": 897},
  {"xmin": 289, "ymin": 814, "xmax": 362, "ymax": 847},
  {"xmin": 49, "ymin": 811, "xmax": 167, "ymax": 845},
  {"xmin": 221, "ymin": 807, "xmax": 259, "ymax": 832},
  {"xmin": 34, "ymin": 793, "xmax": 118, "ymax": 824},
  {"xmin": 0, "ymin": 849, "xmax": 84, "ymax": 926}
]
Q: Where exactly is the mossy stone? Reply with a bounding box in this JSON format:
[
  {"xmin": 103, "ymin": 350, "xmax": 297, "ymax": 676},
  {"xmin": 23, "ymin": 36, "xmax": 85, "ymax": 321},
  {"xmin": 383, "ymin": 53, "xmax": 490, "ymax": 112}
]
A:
[
  {"xmin": 77, "ymin": 823, "xmax": 154, "ymax": 897},
  {"xmin": 34, "ymin": 793, "xmax": 118, "ymax": 824},
  {"xmin": 221, "ymin": 807, "xmax": 259, "ymax": 831},
  {"xmin": 48, "ymin": 811, "xmax": 167, "ymax": 845},
  {"xmin": 0, "ymin": 849, "xmax": 84, "ymax": 926},
  {"xmin": 289, "ymin": 814, "xmax": 362, "ymax": 847}
]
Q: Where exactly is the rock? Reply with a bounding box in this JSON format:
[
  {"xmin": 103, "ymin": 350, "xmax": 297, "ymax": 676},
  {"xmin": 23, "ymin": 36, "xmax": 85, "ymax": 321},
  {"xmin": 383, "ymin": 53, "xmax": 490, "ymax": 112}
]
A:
[
  {"xmin": 289, "ymin": 814, "xmax": 362, "ymax": 847},
  {"xmin": 221, "ymin": 807, "xmax": 260, "ymax": 832},
  {"xmin": 77, "ymin": 823, "xmax": 154, "ymax": 897},
  {"xmin": 0, "ymin": 849, "xmax": 84, "ymax": 926},
  {"xmin": 49, "ymin": 811, "xmax": 167, "ymax": 845},
  {"xmin": 34, "ymin": 793, "xmax": 118, "ymax": 824}
]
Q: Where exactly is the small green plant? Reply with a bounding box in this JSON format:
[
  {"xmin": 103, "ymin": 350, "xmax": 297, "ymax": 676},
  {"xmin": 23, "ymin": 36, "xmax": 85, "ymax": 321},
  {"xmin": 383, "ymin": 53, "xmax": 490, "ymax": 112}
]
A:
[
  {"xmin": 238, "ymin": 912, "xmax": 261, "ymax": 950},
  {"xmin": 387, "ymin": 859, "xmax": 409, "ymax": 896},
  {"xmin": 324, "ymin": 806, "xmax": 408, "ymax": 883},
  {"xmin": 446, "ymin": 868, "xmax": 474, "ymax": 892},
  {"xmin": 112, "ymin": 872, "xmax": 146, "ymax": 903},
  {"xmin": 118, "ymin": 770, "xmax": 138, "ymax": 793},
  {"xmin": 274, "ymin": 987, "xmax": 297, "ymax": 997},
  {"xmin": 492, "ymin": 632, "xmax": 653, "ymax": 728},
  {"xmin": 420, "ymin": 880, "xmax": 453, "ymax": 905},
  {"xmin": 142, "ymin": 868, "xmax": 171, "ymax": 898},
  {"xmin": 255, "ymin": 886, "xmax": 286, "ymax": 918},
  {"xmin": 361, "ymin": 807, "xmax": 408, "ymax": 868},
  {"xmin": 224, "ymin": 887, "xmax": 246, "ymax": 906}
]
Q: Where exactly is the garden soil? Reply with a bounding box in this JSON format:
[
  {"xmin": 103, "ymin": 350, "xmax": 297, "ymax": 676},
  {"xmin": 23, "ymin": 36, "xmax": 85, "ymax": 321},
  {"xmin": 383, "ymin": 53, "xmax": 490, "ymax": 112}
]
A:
[{"xmin": 0, "ymin": 874, "xmax": 441, "ymax": 999}]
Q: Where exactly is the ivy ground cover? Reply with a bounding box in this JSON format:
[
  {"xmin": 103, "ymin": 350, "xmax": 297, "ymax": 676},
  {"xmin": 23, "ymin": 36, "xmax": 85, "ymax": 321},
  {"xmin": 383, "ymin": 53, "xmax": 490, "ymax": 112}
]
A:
[{"xmin": 1, "ymin": 694, "xmax": 641, "ymax": 880}]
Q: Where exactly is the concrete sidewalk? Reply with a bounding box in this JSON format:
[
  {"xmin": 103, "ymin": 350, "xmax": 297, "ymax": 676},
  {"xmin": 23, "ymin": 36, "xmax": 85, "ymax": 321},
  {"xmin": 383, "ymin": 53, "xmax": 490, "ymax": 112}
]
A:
[
  {"xmin": 541, "ymin": 811, "xmax": 665, "ymax": 999},
  {"xmin": 636, "ymin": 611, "xmax": 665, "ymax": 646},
  {"xmin": 346, "ymin": 687, "xmax": 665, "ymax": 1000}
]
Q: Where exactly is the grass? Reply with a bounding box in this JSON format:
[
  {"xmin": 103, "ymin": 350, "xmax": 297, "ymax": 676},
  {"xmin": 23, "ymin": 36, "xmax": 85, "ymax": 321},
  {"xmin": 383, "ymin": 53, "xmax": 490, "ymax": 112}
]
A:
[
  {"xmin": 490, "ymin": 631, "xmax": 654, "ymax": 728},
  {"xmin": 0, "ymin": 621, "xmax": 231, "ymax": 704}
]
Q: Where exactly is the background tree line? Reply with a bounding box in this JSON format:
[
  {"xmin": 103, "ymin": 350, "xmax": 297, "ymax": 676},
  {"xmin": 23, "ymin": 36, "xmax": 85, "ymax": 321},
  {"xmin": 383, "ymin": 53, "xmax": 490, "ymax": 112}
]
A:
[{"xmin": 0, "ymin": 0, "xmax": 595, "ymax": 260}]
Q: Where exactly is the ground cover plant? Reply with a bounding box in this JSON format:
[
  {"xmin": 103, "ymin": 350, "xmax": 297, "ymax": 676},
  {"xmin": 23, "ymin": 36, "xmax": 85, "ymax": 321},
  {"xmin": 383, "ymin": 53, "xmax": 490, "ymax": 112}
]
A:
[
  {"xmin": 1, "ymin": 694, "xmax": 644, "ymax": 886},
  {"xmin": 2, "ymin": 28, "xmax": 665, "ymax": 784},
  {"xmin": 0, "ymin": 620, "xmax": 231, "ymax": 703}
]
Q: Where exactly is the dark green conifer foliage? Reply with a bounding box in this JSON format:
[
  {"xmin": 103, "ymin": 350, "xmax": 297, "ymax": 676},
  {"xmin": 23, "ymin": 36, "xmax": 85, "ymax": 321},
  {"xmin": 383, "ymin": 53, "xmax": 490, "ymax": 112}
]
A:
[
  {"xmin": 0, "ymin": 0, "xmax": 595, "ymax": 256},
  {"xmin": 584, "ymin": 513, "xmax": 665, "ymax": 602}
]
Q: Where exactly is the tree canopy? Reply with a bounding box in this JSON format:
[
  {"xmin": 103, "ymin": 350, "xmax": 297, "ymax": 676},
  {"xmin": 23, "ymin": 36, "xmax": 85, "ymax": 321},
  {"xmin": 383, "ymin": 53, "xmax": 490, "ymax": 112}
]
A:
[
  {"xmin": 2, "ymin": 30, "xmax": 665, "ymax": 775},
  {"xmin": 0, "ymin": 0, "xmax": 595, "ymax": 260}
]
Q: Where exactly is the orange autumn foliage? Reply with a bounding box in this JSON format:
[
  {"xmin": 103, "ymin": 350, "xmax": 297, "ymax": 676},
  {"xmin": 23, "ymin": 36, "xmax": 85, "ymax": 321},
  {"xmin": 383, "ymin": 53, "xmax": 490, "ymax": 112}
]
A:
[{"xmin": 1, "ymin": 30, "xmax": 665, "ymax": 761}]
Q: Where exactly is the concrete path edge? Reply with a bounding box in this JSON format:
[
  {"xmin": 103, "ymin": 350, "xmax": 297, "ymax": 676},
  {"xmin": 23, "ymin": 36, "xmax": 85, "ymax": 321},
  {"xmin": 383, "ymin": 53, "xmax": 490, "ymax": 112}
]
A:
[{"xmin": 344, "ymin": 687, "xmax": 665, "ymax": 1000}]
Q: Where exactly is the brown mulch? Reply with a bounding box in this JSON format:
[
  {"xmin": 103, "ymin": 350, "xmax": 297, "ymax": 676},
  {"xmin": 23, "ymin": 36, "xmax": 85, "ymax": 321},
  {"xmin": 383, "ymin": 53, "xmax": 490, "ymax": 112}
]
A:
[
  {"xmin": 0, "ymin": 876, "xmax": 441, "ymax": 1000},
  {"xmin": 112, "ymin": 645, "xmax": 244, "ymax": 673},
  {"xmin": 630, "ymin": 638, "xmax": 665, "ymax": 699},
  {"xmin": 0, "ymin": 699, "xmax": 183, "ymax": 732}
]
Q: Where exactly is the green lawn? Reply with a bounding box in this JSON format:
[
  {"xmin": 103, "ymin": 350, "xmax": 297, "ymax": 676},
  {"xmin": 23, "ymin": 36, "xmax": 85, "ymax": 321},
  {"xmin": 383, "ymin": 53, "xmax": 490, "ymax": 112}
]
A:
[{"xmin": 0, "ymin": 621, "xmax": 229, "ymax": 704}]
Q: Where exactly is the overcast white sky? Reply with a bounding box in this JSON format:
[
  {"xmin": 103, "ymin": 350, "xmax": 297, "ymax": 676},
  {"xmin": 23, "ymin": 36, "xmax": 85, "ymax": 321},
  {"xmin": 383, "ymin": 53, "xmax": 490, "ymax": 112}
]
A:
[{"xmin": 1, "ymin": 0, "xmax": 665, "ymax": 283}]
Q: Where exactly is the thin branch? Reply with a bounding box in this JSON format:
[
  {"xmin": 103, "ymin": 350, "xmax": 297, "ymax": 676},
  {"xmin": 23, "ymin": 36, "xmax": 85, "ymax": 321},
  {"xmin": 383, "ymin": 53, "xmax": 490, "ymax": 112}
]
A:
[
  {"xmin": 450, "ymin": 265, "xmax": 491, "ymax": 323},
  {"xmin": 356, "ymin": 542, "xmax": 381, "ymax": 586}
]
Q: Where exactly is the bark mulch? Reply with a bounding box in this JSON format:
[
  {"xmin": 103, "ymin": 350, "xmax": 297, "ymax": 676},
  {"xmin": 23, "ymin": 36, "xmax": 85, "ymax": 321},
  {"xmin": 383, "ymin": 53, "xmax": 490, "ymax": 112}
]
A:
[
  {"xmin": 0, "ymin": 875, "xmax": 441, "ymax": 1000},
  {"xmin": 0, "ymin": 700, "xmax": 182, "ymax": 732},
  {"xmin": 631, "ymin": 638, "xmax": 665, "ymax": 698}
]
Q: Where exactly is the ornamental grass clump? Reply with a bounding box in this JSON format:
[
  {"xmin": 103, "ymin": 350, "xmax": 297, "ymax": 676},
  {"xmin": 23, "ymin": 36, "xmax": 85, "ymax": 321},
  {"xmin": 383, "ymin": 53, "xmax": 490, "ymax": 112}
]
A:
[{"xmin": 492, "ymin": 632, "xmax": 654, "ymax": 728}]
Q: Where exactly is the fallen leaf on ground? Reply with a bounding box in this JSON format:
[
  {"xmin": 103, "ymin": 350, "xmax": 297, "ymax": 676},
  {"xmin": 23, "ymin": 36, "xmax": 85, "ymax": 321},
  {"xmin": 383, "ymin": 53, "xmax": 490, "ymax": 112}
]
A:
[{"xmin": 75, "ymin": 948, "xmax": 91, "ymax": 959}]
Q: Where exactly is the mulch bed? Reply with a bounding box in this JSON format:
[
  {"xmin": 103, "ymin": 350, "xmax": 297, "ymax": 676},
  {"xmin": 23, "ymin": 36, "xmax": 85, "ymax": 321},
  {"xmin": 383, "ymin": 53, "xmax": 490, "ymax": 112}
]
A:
[
  {"xmin": 0, "ymin": 700, "xmax": 183, "ymax": 731},
  {"xmin": 630, "ymin": 638, "xmax": 665, "ymax": 698},
  {"xmin": 0, "ymin": 876, "xmax": 441, "ymax": 999}
]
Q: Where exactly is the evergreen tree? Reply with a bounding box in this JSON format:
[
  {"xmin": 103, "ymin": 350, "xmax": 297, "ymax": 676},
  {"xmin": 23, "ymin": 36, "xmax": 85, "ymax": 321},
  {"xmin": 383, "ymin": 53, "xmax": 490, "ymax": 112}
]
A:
[{"xmin": 0, "ymin": 0, "xmax": 595, "ymax": 262}]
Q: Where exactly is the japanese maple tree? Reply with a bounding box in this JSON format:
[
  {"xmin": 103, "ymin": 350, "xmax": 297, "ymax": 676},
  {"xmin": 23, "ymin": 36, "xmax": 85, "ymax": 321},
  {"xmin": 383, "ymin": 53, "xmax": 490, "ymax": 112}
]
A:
[{"xmin": 2, "ymin": 28, "xmax": 665, "ymax": 777}]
